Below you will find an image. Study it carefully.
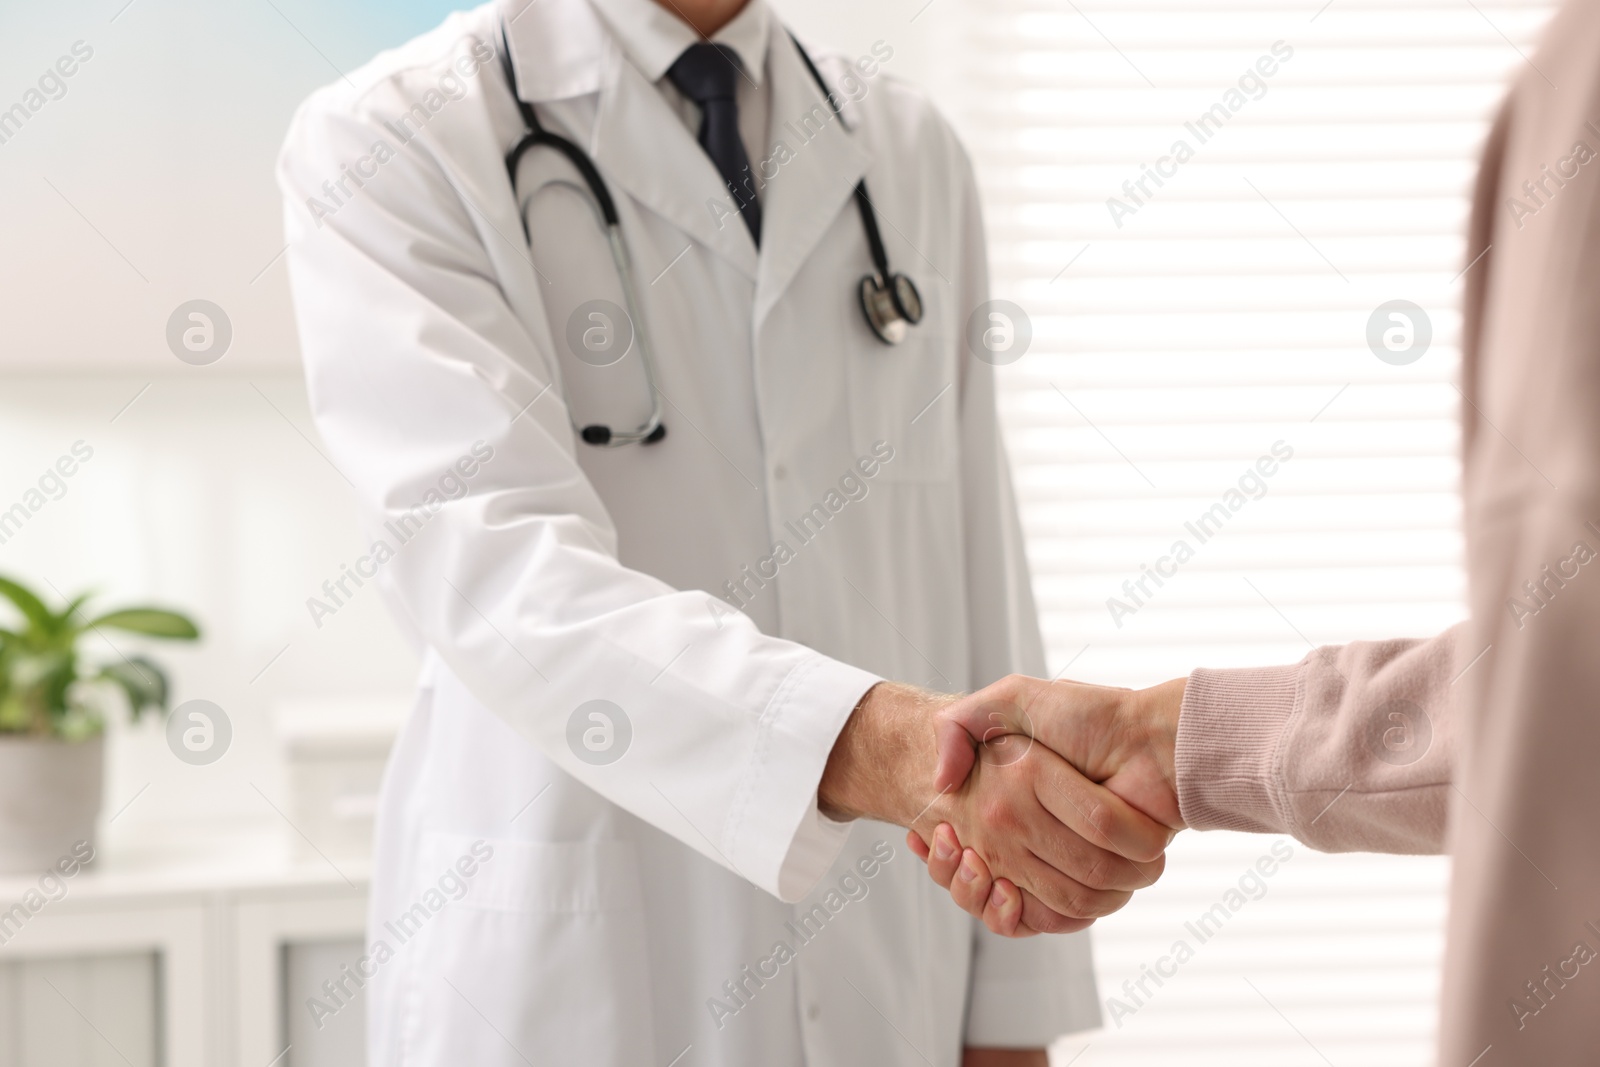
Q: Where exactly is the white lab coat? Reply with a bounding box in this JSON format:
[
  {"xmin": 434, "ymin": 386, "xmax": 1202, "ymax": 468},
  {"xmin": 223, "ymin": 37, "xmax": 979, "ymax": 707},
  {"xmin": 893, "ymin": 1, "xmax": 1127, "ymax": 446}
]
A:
[{"xmin": 277, "ymin": 1, "xmax": 1099, "ymax": 1064}]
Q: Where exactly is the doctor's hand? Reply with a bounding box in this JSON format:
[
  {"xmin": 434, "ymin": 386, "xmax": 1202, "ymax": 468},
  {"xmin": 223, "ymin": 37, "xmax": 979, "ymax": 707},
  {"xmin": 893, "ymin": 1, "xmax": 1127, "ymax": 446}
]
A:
[
  {"xmin": 909, "ymin": 674, "xmax": 1188, "ymax": 936},
  {"xmin": 818, "ymin": 682, "xmax": 1172, "ymax": 934}
]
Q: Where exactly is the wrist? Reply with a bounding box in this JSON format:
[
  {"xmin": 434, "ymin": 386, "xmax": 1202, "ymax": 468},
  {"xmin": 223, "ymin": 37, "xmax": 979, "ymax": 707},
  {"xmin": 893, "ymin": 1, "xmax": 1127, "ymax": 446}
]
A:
[
  {"xmin": 819, "ymin": 681, "xmax": 947, "ymax": 825},
  {"xmin": 1126, "ymin": 676, "xmax": 1186, "ymax": 827}
]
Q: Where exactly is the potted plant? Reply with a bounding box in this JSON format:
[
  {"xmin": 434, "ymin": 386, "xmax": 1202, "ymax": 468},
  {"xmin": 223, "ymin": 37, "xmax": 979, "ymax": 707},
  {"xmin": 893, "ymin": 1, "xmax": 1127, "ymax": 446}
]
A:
[{"xmin": 0, "ymin": 575, "xmax": 200, "ymax": 874}]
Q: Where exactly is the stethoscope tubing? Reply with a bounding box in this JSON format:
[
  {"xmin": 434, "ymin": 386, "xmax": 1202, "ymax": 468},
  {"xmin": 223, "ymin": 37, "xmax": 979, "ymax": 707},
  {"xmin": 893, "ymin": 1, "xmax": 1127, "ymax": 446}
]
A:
[
  {"xmin": 605, "ymin": 225, "xmax": 666, "ymax": 445},
  {"xmin": 498, "ymin": 21, "xmax": 920, "ymax": 446}
]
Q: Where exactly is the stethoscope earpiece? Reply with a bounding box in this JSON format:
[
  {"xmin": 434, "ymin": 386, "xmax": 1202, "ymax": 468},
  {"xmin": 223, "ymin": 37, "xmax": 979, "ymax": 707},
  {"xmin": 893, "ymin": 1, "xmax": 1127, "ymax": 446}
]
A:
[{"xmin": 859, "ymin": 273, "xmax": 922, "ymax": 346}]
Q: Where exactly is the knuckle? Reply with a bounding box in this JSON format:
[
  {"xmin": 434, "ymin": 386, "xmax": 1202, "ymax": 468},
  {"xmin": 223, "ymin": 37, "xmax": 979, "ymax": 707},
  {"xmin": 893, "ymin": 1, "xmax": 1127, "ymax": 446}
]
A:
[
  {"xmin": 1080, "ymin": 797, "xmax": 1117, "ymax": 845},
  {"xmin": 1084, "ymin": 888, "xmax": 1132, "ymax": 918},
  {"xmin": 1049, "ymin": 880, "xmax": 1125, "ymax": 920},
  {"xmin": 1028, "ymin": 907, "xmax": 1073, "ymax": 935},
  {"xmin": 1080, "ymin": 852, "xmax": 1120, "ymax": 891},
  {"xmin": 988, "ymin": 674, "xmax": 1027, "ymax": 706},
  {"xmin": 1058, "ymin": 887, "xmax": 1094, "ymax": 918},
  {"xmin": 962, "ymin": 886, "xmax": 991, "ymax": 917}
]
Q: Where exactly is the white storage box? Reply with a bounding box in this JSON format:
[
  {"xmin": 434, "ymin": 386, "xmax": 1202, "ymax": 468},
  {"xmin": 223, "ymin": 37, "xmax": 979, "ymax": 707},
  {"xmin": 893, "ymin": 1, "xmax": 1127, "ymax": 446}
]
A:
[{"xmin": 274, "ymin": 697, "xmax": 410, "ymax": 864}]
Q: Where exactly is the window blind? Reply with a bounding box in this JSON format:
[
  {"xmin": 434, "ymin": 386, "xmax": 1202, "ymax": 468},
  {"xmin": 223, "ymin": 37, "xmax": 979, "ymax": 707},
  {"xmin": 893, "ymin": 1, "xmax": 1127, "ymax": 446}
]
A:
[{"xmin": 945, "ymin": 1, "xmax": 1557, "ymax": 1062}]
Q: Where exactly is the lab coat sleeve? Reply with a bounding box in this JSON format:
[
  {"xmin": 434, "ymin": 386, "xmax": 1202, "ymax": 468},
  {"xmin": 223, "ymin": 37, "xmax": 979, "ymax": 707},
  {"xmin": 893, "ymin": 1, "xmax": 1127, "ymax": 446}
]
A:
[
  {"xmin": 275, "ymin": 82, "xmax": 876, "ymax": 903},
  {"xmin": 944, "ymin": 125, "xmax": 1103, "ymax": 1043}
]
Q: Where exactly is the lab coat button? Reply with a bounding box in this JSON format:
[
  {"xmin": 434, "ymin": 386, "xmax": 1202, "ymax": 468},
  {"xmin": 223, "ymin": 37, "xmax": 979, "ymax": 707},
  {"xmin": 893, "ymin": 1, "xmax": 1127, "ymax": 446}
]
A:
[
  {"xmin": 773, "ymin": 464, "xmax": 788, "ymax": 480},
  {"xmin": 806, "ymin": 1002, "xmax": 821, "ymax": 1021}
]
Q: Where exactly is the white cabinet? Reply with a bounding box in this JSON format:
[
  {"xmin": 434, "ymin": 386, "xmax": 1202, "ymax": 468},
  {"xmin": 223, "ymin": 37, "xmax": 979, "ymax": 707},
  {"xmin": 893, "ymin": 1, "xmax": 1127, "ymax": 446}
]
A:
[
  {"xmin": 233, "ymin": 891, "xmax": 369, "ymax": 1067},
  {"xmin": 0, "ymin": 834, "xmax": 368, "ymax": 1067},
  {"xmin": 0, "ymin": 953, "xmax": 159, "ymax": 1067},
  {"xmin": 284, "ymin": 940, "xmax": 368, "ymax": 1067}
]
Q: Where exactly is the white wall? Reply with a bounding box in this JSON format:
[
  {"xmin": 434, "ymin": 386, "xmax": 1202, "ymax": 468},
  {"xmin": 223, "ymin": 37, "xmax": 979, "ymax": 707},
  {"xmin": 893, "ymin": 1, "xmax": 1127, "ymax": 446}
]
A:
[
  {"xmin": 0, "ymin": 2, "xmax": 469, "ymax": 374},
  {"xmin": 1, "ymin": 0, "xmax": 488, "ymax": 851},
  {"xmin": 0, "ymin": 376, "xmax": 416, "ymax": 849},
  {"xmin": 773, "ymin": 0, "xmax": 966, "ymax": 119},
  {"xmin": 0, "ymin": 0, "xmax": 958, "ymax": 378}
]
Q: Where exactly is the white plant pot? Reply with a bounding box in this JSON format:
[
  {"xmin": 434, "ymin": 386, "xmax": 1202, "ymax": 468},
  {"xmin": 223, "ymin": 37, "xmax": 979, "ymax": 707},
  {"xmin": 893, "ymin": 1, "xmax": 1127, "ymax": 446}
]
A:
[{"xmin": 0, "ymin": 734, "xmax": 103, "ymax": 875}]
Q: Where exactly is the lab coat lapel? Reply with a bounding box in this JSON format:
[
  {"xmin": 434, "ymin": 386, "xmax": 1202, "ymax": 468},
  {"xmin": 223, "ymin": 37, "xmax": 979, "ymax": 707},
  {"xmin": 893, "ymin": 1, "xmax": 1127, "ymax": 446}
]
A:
[
  {"xmin": 590, "ymin": 44, "xmax": 760, "ymax": 280},
  {"xmin": 752, "ymin": 33, "xmax": 871, "ymax": 332}
]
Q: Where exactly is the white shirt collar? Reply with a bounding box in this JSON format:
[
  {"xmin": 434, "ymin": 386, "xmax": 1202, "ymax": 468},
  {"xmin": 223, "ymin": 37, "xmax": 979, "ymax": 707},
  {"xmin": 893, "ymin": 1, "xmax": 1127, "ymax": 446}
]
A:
[{"xmin": 585, "ymin": 0, "xmax": 771, "ymax": 86}]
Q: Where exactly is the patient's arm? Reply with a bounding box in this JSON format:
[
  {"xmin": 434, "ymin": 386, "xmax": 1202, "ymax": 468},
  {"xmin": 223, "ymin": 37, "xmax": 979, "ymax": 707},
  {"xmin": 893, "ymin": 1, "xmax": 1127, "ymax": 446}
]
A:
[
  {"xmin": 919, "ymin": 624, "xmax": 1465, "ymax": 935},
  {"xmin": 1175, "ymin": 622, "xmax": 1462, "ymax": 853}
]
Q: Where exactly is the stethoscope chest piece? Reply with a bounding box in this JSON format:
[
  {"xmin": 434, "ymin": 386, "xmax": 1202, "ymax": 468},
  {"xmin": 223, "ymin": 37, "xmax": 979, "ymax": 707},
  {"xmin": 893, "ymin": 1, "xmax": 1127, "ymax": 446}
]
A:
[{"xmin": 859, "ymin": 272, "xmax": 924, "ymax": 346}]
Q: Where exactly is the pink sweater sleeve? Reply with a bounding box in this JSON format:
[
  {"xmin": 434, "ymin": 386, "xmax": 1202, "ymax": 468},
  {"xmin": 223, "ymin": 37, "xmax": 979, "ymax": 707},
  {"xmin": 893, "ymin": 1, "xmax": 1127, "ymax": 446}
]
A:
[{"xmin": 1175, "ymin": 623, "xmax": 1464, "ymax": 854}]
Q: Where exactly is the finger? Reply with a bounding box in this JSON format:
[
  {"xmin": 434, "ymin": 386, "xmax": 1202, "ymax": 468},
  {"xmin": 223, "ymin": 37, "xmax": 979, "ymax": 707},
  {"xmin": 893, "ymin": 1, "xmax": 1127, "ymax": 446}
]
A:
[
  {"xmin": 982, "ymin": 877, "xmax": 1033, "ymax": 937},
  {"xmin": 933, "ymin": 819, "xmax": 1107, "ymax": 936},
  {"xmin": 1015, "ymin": 886, "xmax": 1094, "ymax": 935},
  {"xmin": 1012, "ymin": 775, "xmax": 1169, "ymax": 893},
  {"xmin": 933, "ymin": 681, "xmax": 1041, "ymax": 792},
  {"xmin": 1033, "ymin": 752, "xmax": 1172, "ymax": 865},
  {"xmin": 1013, "ymin": 849, "xmax": 1134, "ymax": 920},
  {"xmin": 927, "ymin": 823, "xmax": 964, "ymax": 888},
  {"xmin": 1023, "ymin": 822, "xmax": 1165, "ymax": 893},
  {"xmin": 951, "ymin": 846, "xmax": 998, "ymax": 919},
  {"xmin": 906, "ymin": 829, "xmax": 930, "ymax": 863},
  {"xmin": 933, "ymin": 717, "xmax": 979, "ymax": 793},
  {"xmin": 979, "ymin": 742, "xmax": 1169, "ymax": 890},
  {"xmin": 937, "ymin": 822, "xmax": 1100, "ymax": 935},
  {"xmin": 919, "ymin": 830, "xmax": 1003, "ymax": 928}
]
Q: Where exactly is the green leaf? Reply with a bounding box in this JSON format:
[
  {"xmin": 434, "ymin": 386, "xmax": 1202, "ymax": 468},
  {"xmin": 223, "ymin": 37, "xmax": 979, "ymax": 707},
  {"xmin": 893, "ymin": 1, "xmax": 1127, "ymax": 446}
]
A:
[
  {"xmin": 50, "ymin": 591, "xmax": 96, "ymax": 635},
  {"xmin": 0, "ymin": 582, "xmax": 199, "ymax": 736},
  {"xmin": 0, "ymin": 575, "xmax": 54, "ymax": 635},
  {"xmin": 85, "ymin": 609, "xmax": 200, "ymax": 640},
  {"xmin": 97, "ymin": 656, "xmax": 169, "ymax": 720}
]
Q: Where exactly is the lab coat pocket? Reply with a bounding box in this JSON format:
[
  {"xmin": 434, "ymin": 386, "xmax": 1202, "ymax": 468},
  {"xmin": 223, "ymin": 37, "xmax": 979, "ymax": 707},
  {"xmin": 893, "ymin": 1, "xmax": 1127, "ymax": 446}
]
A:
[
  {"xmin": 846, "ymin": 325, "xmax": 957, "ymax": 483},
  {"xmin": 401, "ymin": 833, "xmax": 658, "ymax": 1067}
]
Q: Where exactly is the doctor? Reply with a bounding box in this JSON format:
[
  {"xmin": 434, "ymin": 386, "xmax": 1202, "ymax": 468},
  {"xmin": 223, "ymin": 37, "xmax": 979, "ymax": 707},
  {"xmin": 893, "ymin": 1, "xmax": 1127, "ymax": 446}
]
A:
[{"xmin": 278, "ymin": 0, "xmax": 1170, "ymax": 1064}]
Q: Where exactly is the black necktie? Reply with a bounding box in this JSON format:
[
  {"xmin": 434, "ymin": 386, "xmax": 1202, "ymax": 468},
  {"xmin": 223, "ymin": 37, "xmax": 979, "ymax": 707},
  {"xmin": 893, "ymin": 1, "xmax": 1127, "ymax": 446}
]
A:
[{"xmin": 667, "ymin": 43, "xmax": 762, "ymax": 245}]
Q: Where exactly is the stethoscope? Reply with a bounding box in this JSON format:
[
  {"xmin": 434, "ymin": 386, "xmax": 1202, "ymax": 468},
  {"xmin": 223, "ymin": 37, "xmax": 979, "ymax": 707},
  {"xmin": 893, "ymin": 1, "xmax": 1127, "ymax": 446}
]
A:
[{"xmin": 499, "ymin": 26, "xmax": 924, "ymax": 447}]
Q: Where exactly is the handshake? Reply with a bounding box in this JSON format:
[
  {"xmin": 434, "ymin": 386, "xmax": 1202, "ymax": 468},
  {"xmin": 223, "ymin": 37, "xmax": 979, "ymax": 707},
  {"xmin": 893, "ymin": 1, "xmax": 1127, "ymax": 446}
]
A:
[{"xmin": 818, "ymin": 674, "xmax": 1190, "ymax": 937}]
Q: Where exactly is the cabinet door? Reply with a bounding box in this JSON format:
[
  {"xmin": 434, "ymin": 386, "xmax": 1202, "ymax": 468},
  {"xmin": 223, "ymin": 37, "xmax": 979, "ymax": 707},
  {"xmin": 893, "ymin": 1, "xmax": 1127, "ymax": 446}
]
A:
[
  {"xmin": 0, "ymin": 903, "xmax": 207, "ymax": 1066},
  {"xmin": 234, "ymin": 893, "xmax": 367, "ymax": 1067},
  {"xmin": 283, "ymin": 939, "xmax": 367, "ymax": 1067},
  {"xmin": 0, "ymin": 953, "xmax": 159, "ymax": 1067}
]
